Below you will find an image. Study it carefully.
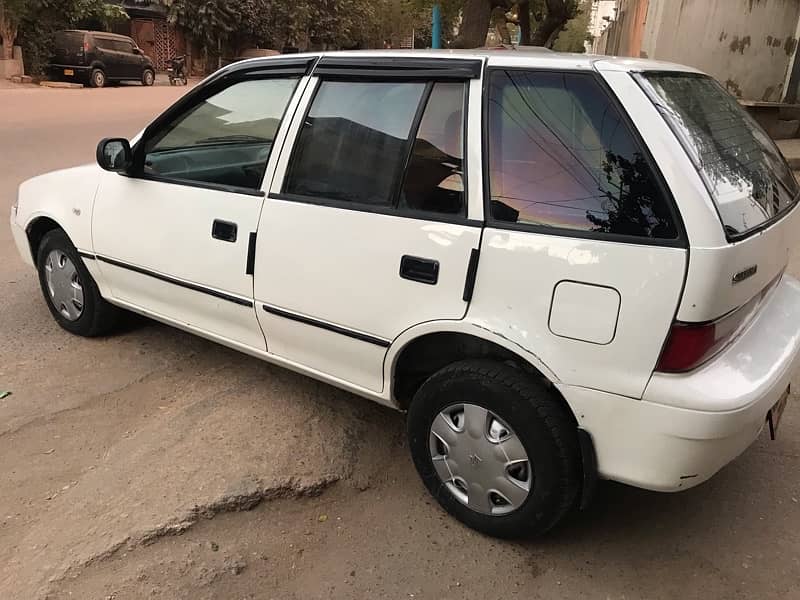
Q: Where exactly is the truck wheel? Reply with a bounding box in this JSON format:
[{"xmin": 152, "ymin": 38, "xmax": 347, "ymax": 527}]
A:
[
  {"xmin": 36, "ymin": 229, "xmax": 121, "ymax": 337},
  {"xmin": 90, "ymin": 68, "xmax": 106, "ymax": 88},
  {"xmin": 142, "ymin": 69, "xmax": 155, "ymax": 86},
  {"xmin": 407, "ymin": 359, "xmax": 581, "ymax": 538}
]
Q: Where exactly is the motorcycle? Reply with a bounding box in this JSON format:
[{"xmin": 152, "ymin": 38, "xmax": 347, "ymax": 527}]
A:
[{"xmin": 167, "ymin": 55, "xmax": 188, "ymax": 86}]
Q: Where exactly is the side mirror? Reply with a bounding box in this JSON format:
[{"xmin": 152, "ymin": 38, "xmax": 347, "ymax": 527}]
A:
[
  {"xmin": 132, "ymin": 47, "xmax": 142, "ymax": 55},
  {"xmin": 96, "ymin": 138, "xmax": 133, "ymax": 172}
]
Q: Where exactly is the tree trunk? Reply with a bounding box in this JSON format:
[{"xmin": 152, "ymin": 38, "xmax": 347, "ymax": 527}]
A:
[
  {"xmin": 530, "ymin": 0, "xmax": 570, "ymax": 47},
  {"xmin": 518, "ymin": 1, "xmax": 531, "ymax": 45},
  {"xmin": 1, "ymin": 25, "xmax": 15, "ymax": 60},
  {"xmin": 451, "ymin": 0, "xmax": 492, "ymax": 49},
  {"xmin": 0, "ymin": 0, "xmax": 18, "ymax": 60}
]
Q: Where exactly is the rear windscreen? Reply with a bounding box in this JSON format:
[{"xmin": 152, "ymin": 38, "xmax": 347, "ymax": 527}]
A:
[
  {"xmin": 637, "ymin": 72, "xmax": 798, "ymax": 238},
  {"xmin": 54, "ymin": 31, "xmax": 84, "ymax": 50}
]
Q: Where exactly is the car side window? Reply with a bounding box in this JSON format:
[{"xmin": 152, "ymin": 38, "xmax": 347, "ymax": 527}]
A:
[
  {"xmin": 117, "ymin": 40, "xmax": 134, "ymax": 54},
  {"xmin": 398, "ymin": 82, "xmax": 465, "ymax": 215},
  {"xmin": 487, "ymin": 69, "xmax": 678, "ymax": 239},
  {"xmin": 143, "ymin": 77, "xmax": 299, "ymax": 191},
  {"xmin": 284, "ymin": 81, "xmax": 426, "ymax": 206}
]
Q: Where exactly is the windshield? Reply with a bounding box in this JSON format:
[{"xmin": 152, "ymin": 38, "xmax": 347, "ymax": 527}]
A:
[{"xmin": 636, "ymin": 72, "xmax": 798, "ymax": 238}]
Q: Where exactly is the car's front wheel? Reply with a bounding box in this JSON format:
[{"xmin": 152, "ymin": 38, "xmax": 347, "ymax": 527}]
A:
[
  {"xmin": 89, "ymin": 68, "xmax": 106, "ymax": 88},
  {"xmin": 142, "ymin": 68, "xmax": 155, "ymax": 86},
  {"xmin": 36, "ymin": 229, "xmax": 121, "ymax": 337},
  {"xmin": 407, "ymin": 359, "xmax": 581, "ymax": 538}
]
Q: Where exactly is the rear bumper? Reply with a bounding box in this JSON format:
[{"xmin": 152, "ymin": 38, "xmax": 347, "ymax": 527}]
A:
[
  {"xmin": 560, "ymin": 275, "xmax": 800, "ymax": 492},
  {"xmin": 48, "ymin": 64, "xmax": 91, "ymax": 82}
]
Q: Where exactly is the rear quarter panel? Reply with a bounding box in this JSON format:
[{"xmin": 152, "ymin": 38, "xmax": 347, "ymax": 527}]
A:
[{"xmin": 467, "ymin": 230, "xmax": 686, "ymax": 399}]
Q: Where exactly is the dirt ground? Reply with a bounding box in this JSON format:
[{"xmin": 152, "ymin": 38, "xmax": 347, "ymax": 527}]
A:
[{"xmin": 1, "ymin": 84, "xmax": 799, "ymax": 600}]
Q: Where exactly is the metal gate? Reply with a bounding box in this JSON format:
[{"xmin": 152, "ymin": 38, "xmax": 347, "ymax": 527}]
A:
[{"xmin": 153, "ymin": 20, "xmax": 177, "ymax": 72}]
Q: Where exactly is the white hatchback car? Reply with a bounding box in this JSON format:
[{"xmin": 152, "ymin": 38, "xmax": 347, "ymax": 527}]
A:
[{"xmin": 10, "ymin": 50, "xmax": 800, "ymax": 538}]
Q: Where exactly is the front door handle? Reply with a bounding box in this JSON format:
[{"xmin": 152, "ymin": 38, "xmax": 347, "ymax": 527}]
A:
[
  {"xmin": 399, "ymin": 255, "xmax": 439, "ymax": 285},
  {"xmin": 212, "ymin": 219, "xmax": 237, "ymax": 242}
]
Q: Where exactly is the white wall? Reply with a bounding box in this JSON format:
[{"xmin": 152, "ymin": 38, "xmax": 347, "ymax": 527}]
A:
[{"xmin": 642, "ymin": 0, "xmax": 800, "ymax": 101}]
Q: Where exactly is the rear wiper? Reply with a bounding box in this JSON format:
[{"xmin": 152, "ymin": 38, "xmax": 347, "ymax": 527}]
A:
[{"xmin": 194, "ymin": 134, "xmax": 269, "ymax": 145}]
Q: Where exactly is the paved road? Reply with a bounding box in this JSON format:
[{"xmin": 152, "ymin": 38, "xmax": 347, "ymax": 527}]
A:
[{"xmin": 1, "ymin": 85, "xmax": 799, "ymax": 599}]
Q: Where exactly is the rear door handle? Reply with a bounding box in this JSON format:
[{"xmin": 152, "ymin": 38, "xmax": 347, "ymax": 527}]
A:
[
  {"xmin": 212, "ymin": 219, "xmax": 237, "ymax": 242},
  {"xmin": 399, "ymin": 255, "xmax": 439, "ymax": 285}
]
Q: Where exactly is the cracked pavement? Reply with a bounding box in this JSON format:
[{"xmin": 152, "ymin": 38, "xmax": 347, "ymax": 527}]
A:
[{"xmin": 1, "ymin": 85, "xmax": 799, "ymax": 600}]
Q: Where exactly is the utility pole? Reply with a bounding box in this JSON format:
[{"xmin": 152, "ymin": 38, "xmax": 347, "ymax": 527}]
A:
[{"xmin": 432, "ymin": 3, "xmax": 442, "ymax": 49}]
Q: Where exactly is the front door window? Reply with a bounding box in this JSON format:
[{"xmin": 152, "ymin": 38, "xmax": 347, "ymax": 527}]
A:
[{"xmin": 143, "ymin": 77, "xmax": 300, "ymax": 191}]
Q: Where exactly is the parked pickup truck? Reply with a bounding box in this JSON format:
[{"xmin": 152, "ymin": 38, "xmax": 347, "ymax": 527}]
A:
[{"xmin": 10, "ymin": 49, "xmax": 800, "ymax": 538}]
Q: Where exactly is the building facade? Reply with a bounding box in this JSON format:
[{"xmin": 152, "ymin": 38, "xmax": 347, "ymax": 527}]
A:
[
  {"xmin": 115, "ymin": 1, "xmax": 188, "ymax": 72},
  {"xmin": 596, "ymin": 0, "xmax": 800, "ymax": 103}
]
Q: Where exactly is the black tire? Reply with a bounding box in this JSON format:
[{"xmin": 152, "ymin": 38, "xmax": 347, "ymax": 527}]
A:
[
  {"xmin": 142, "ymin": 68, "xmax": 155, "ymax": 86},
  {"xmin": 89, "ymin": 68, "xmax": 105, "ymax": 88},
  {"xmin": 36, "ymin": 229, "xmax": 121, "ymax": 337},
  {"xmin": 407, "ymin": 359, "xmax": 581, "ymax": 539}
]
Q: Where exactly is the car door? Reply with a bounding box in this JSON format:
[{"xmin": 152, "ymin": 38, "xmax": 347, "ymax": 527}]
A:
[
  {"xmin": 254, "ymin": 57, "xmax": 484, "ymax": 393},
  {"xmin": 115, "ymin": 39, "xmax": 139, "ymax": 78},
  {"xmin": 91, "ymin": 58, "xmax": 314, "ymax": 351},
  {"xmin": 93, "ymin": 36, "xmax": 122, "ymax": 78}
]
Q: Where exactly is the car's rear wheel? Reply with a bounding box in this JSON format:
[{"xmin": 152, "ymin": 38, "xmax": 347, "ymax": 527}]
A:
[
  {"xmin": 89, "ymin": 68, "xmax": 106, "ymax": 88},
  {"xmin": 36, "ymin": 229, "xmax": 121, "ymax": 337},
  {"xmin": 407, "ymin": 359, "xmax": 581, "ymax": 538},
  {"xmin": 142, "ymin": 69, "xmax": 155, "ymax": 86}
]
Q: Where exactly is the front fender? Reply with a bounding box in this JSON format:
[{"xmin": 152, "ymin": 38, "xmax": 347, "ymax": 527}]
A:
[{"xmin": 16, "ymin": 163, "xmax": 103, "ymax": 255}]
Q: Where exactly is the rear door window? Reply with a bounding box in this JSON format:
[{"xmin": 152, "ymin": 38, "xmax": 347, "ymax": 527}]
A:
[
  {"xmin": 398, "ymin": 82, "xmax": 466, "ymax": 215},
  {"xmin": 486, "ymin": 69, "xmax": 678, "ymax": 240},
  {"xmin": 637, "ymin": 72, "xmax": 799, "ymax": 238},
  {"xmin": 284, "ymin": 81, "xmax": 425, "ymax": 207}
]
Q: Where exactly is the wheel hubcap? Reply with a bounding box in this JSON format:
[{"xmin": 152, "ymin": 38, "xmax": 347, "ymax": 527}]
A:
[
  {"xmin": 429, "ymin": 403, "xmax": 532, "ymax": 516},
  {"xmin": 44, "ymin": 250, "xmax": 84, "ymax": 321}
]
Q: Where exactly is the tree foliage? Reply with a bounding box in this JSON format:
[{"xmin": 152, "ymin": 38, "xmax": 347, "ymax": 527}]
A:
[
  {"xmin": 411, "ymin": 0, "xmax": 582, "ymax": 49},
  {"xmin": 1, "ymin": 0, "xmax": 126, "ymax": 69},
  {"xmin": 159, "ymin": 0, "xmax": 389, "ymax": 54}
]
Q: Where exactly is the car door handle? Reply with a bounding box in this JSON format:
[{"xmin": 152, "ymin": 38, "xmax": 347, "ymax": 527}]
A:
[
  {"xmin": 399, "ymin": 255, "xmax": 439, "ymax": 285},
  {"xmin": 212, "ymin": 219, "xmax": 237, "ymax": 242}
]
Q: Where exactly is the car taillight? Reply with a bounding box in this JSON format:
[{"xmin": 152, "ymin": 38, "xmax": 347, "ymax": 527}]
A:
[
  {"xmin": 656, "ymin": 276, "xmax": 780, "ymax": 373},
  {"xmin": 656, "ymin": 320, "xmax": 726, "ymax": 373}
]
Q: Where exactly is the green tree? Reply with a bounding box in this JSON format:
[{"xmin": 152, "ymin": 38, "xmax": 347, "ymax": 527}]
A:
[
  {"xmin": 552, "ymin": 0, "xmax": 590, "ymax": 52},
  {"xmin": 3, "ymin": 0, "xmax": 126, "ymax": 71},
  {"xmin": 412, "ymin": 0, "xmax": 580, "ymax": 49},
  {"xmin": 0, "ymin": 0, "xmax": 31, "ymax": 59}
]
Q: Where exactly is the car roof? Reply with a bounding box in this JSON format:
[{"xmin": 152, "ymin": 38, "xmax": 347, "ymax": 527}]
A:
[
  {"xmin": 61, "ymin": 29, "xmax": 135, "ymax": 41},
  {"xmin": 233, "ymin": 48, "xmax": 705, "ymax": 76}
]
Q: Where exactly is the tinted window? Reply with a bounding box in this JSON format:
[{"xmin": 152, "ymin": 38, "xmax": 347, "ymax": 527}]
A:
[
  {"xmin": 398, "ymin": 82, "xmax": 465, "ymax": 215},
  {"xmin": 639, "ymin": 73, "xmax": 798, "ymax": 238},
  {"xmin": 143, "ymin": 78, "xmax": 299, "ymax": 190},
  {"xmin": 284, "ymin": 81, "xmax": 425, "ymax": 206},
  {"xmin": 94, "ymin": 37, "xmax": 114, "ymax": 50},
  {"xmin": 487, "ymin": 70, "xmax": 677, "ymax": 239},
  {"xmin": 115, "ymin": 40, "xmax": 134, "ymax": 54}
]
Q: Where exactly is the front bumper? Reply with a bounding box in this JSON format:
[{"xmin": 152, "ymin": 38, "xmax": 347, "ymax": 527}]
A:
[
  {"xmin": 560, "ymin": 275, "xmax": 800, "ymax": 492},
  {"xmin": 10, "ymin": 212, "xmax": 33, "ymax": 268}
]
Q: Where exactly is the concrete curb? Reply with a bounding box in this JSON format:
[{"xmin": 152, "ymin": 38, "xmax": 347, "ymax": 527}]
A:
[{"xmin": 40, "ymin": 81, "xmax": 83, "ymax": 89}]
